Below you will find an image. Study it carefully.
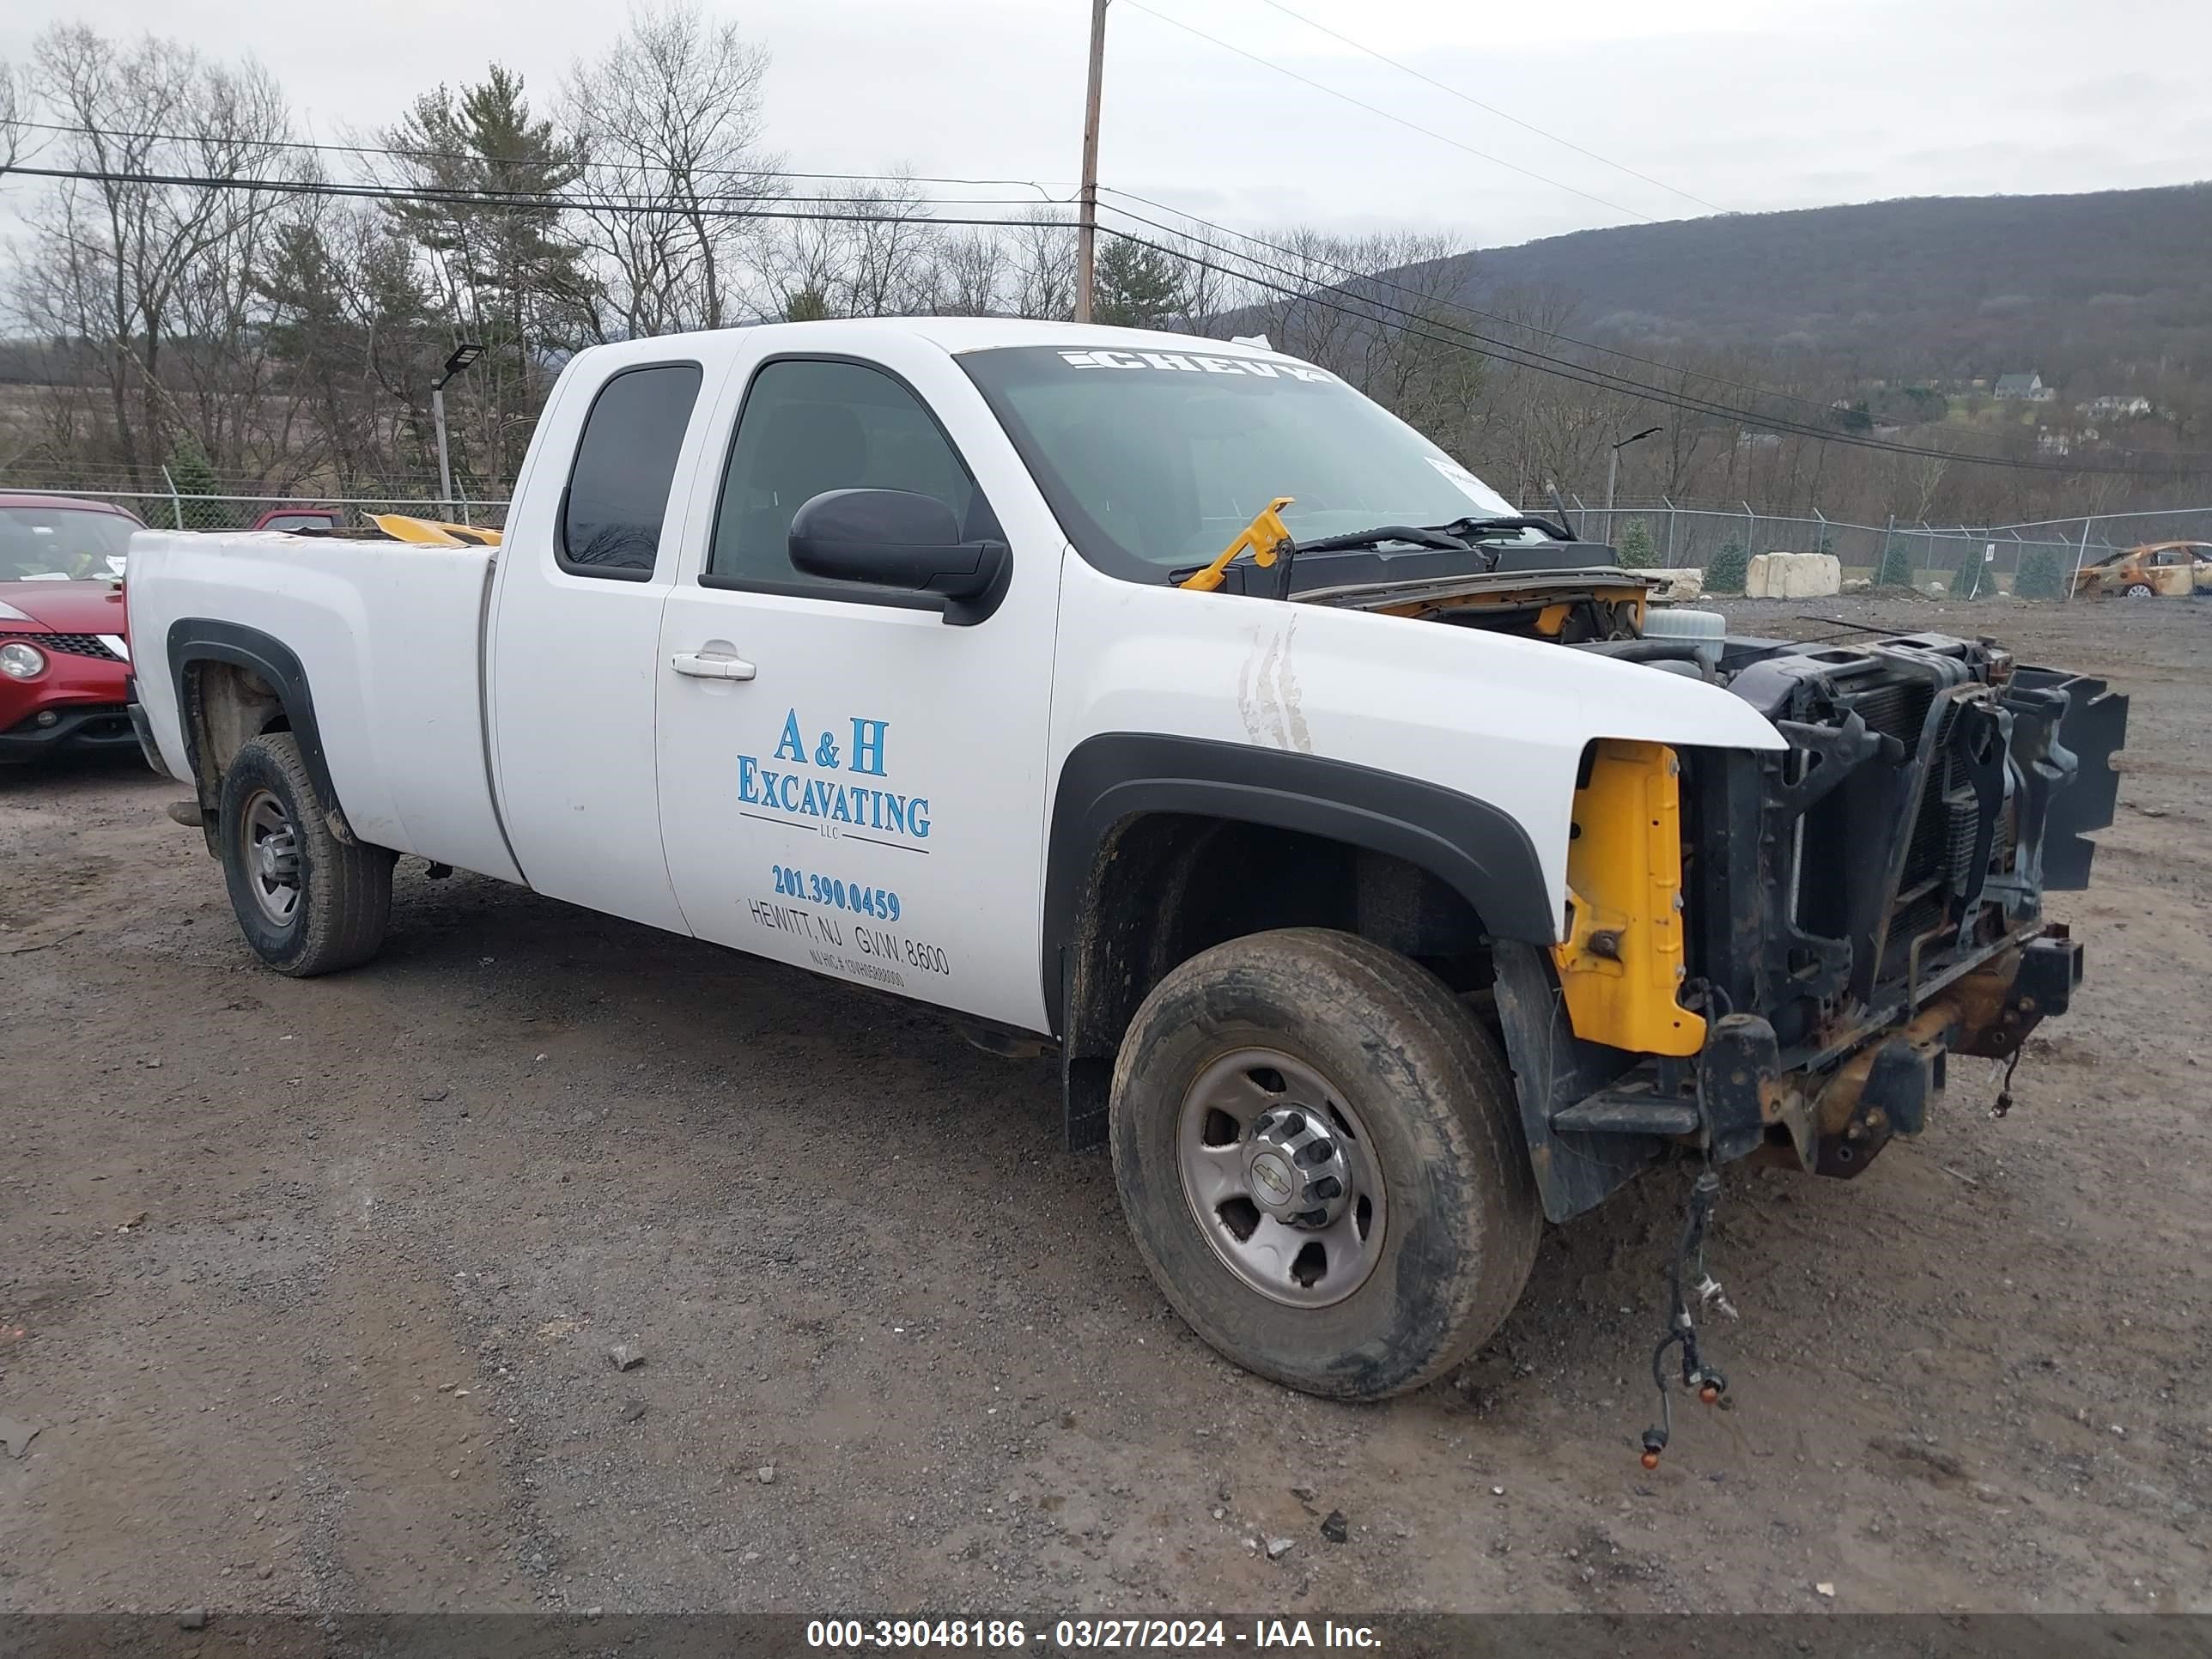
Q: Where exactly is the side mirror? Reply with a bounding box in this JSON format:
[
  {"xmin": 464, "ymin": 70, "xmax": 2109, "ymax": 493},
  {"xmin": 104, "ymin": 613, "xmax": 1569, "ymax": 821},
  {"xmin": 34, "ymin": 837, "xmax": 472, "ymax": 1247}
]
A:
[{"xmin": 787, "ymin": 488, "xmax": 1009, "ymax": 625}]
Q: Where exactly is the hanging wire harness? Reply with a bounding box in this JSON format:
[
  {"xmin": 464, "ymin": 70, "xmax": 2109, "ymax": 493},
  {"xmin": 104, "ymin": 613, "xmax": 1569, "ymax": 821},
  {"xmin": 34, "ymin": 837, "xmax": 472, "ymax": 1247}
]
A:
[{"xmin": 1640, "ymin": 1168, "xmax": 1736, "ymax": 1469}]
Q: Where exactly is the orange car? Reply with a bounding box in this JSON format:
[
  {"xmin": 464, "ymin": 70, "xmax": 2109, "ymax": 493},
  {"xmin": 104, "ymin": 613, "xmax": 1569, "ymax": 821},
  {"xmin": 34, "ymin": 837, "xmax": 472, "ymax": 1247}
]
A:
[{"xmin": 2072, "ymin": 539, "xmax": 2212, "ymax": 599}]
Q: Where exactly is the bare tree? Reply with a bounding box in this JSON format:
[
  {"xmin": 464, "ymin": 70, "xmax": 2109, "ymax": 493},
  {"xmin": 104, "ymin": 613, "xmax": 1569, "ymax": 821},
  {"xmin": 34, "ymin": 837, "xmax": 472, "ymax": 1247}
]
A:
[
  {"xmin": 836, "ymin": 177, "xmax": 940, "ymax": 318},
  {"xmin": 1006, "ymin": 208, "xmax": 1076, "ymax": 322},
  {"xmin": 0, "ymin": 57, "xmax": 29, "ymax": 170},
  {"xmin": 563, "ymin": 4, "xmax": 777, "ymax": 338},
  {"xmin": 10, "ymin": 25, "xmax": 296, "ymax": 487},
  {"xmin": 935, "ymin": 228, "xmax": 1008, "ymax": 317},
  {"xmin": 750, "ymin": 175, "xmax": 940, "ymax": 320}
]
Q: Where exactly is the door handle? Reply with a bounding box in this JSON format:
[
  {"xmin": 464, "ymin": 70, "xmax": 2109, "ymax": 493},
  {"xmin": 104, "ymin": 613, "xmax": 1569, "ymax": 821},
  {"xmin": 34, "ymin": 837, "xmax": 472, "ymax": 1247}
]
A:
[{"xmin": 671, "ymin": 650, "xmax": 757, "ymax": 682}]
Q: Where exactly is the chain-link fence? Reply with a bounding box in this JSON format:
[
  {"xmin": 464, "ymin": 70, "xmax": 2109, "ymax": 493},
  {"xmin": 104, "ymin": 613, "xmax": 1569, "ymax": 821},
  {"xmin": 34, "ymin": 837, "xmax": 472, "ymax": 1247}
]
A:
[
  {"xmin": 9, "ymin": 477, "xmax": 2208, "ymax": 596},
  {"xmin": 1522, "ymin": 497, "xmax": 2212, "ymax": 595},
  {"xmin": 4, "ymin": 488, "xmax": 512, "ymax": 533}
]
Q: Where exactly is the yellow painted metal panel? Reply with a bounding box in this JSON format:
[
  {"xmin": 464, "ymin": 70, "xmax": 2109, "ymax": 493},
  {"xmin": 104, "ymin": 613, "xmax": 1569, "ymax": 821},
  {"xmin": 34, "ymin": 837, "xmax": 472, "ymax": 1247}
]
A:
[{"xmin": 1551, "ymin": 739, "xmax": 1707, "ymax": 1057}]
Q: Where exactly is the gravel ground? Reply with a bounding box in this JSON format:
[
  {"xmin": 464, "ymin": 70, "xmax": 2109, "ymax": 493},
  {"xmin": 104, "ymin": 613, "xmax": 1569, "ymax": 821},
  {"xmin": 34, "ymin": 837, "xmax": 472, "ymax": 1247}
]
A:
[{"xmin": 0, "ymin": 594, "xmax": 2206, "ymax": 1617}]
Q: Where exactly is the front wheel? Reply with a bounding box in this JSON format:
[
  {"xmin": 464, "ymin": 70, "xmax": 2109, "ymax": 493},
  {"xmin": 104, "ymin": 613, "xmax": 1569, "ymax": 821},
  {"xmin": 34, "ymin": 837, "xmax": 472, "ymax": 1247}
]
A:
[
  {"xmin": 217, "ymin": 732, "xmax": 395, "ymax": 975},
  {"xmin": 2124, "ymin": 582, "xmax": 2155, "ymax": 599},
  {"xmin": 1109, "ymin": 928, "xmax": 1541, "ymax": 1401}
]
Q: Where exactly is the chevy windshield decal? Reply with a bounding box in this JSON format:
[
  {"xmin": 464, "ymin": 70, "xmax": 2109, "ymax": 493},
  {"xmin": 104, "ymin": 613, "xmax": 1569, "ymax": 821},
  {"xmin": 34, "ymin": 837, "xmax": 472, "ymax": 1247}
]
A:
[{"xmin": 1056, "ymin": 349, "xmax": 1334, "ymax": 383}]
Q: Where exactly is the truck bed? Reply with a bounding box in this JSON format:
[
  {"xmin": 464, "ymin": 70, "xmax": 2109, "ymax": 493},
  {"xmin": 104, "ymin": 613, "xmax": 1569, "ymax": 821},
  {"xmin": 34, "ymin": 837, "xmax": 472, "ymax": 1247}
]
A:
[{"xmin": 127, "ymin": 531, "xmax": 520, "ymax": 884}]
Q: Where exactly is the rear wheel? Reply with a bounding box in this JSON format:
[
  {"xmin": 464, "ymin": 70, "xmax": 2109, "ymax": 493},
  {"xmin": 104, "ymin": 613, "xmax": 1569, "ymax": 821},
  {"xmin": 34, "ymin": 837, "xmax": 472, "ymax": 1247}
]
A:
[
  {"xmin": 1109, "ymin": 927, "xmax": 1541, "ymax": 1401},
  {"xmin": 2124, "ymin": 582, "xmax": 2155, "ymax": 599},
  {"xmin": 217, "ymin": 733, "xmax": 394, "ymax": 975}
]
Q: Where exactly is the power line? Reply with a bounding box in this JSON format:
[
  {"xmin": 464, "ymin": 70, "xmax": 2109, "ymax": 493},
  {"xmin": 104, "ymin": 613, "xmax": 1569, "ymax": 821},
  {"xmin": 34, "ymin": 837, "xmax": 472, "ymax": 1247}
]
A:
[
  {"xmin": 0, "ymin": 161, "xmax": 1069, "ymax": 224},
  {"xmin": 1117, "ymin": 0, "xmax": 1656, "ymax": 224},
  {"xmin": 1250, "ymin": 0, "xmax": 1729, "ymax": 216},
  {"xmin": 10, "ymin": 120, "xmax": 1072, "ymax": 198},
  {"xmin": 2, "ymin": 158, "xmax": 2191, "ymax": 477},
  {"xmin": 1098, "ymin": 224, "xmax": 2192, "ymax": 477}
]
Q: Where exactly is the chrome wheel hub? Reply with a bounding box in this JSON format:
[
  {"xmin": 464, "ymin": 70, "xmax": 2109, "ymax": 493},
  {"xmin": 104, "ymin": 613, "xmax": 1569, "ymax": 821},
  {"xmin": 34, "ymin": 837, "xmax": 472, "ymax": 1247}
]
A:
[
  {"xmin": 1176, "ymin": 1048, "xmax": 1387, "ymax": 1309},
  {"xmin": 240, "ymin": 789, "xmax": 302, "ymax": 926}
]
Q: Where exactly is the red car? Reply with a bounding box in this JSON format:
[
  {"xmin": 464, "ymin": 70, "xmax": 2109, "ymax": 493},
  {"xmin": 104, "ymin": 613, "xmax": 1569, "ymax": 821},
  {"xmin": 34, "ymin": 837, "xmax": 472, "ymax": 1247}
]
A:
[{"xmin": 0, "ymin": 493, "xmax": 143, "ymax": 764}]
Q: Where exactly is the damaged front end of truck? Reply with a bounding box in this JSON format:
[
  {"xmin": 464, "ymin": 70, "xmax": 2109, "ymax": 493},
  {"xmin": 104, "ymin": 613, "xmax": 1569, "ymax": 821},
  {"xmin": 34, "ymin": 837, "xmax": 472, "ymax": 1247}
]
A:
[{"xmin": 1493, "ymin": 629, "xmax": 2129, "ymax": 1224}]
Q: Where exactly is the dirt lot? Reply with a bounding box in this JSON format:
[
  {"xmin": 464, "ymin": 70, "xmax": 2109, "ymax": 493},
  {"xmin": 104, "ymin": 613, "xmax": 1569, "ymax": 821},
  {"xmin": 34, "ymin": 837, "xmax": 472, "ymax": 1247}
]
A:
[{"xmin": 1, "ymin": 595, "xmax": 2207, "ymax": 1618}]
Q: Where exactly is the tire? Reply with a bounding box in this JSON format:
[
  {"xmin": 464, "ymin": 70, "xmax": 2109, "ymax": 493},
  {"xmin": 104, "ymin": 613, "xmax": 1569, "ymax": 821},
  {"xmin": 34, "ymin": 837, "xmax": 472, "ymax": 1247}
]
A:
[
  {"xmin": 216, "ymin": 732, "xmax": 395, "ymax": 976},
  {"xmin": 1109, "ymin": 927, "xmax": 1542, "ymax": 1401},
  {"xmin": 2124, "ymin": 583, "xmax": 2154, "ymax": 599}
]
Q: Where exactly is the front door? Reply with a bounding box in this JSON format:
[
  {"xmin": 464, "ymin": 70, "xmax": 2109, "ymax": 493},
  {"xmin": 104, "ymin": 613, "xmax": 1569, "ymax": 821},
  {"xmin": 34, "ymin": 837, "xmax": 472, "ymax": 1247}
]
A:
[{"xmin": 653, "ymin": 343, "xmax": 1060, "ymax": 1032}]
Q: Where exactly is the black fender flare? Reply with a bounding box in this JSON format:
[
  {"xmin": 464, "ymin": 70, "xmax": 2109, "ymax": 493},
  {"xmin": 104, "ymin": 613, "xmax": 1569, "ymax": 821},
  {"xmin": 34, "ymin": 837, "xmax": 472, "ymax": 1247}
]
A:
[
  {"xmin": 1042, "ymin": 732, "xmax": 1560, "ymax": 1031},
  {"xmin": 165, "ymin": 618, "xmax": 343, "ymax": 826}
]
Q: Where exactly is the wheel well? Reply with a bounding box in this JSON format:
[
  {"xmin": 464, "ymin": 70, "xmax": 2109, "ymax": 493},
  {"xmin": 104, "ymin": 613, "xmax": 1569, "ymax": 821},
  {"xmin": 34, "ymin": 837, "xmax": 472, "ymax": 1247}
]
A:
[
  {"xmin": 180, "ymin": 660, "xmax": 287, "ymax": 801},
  {"xmin": 1060, "ymin": 811, "xmax": 1493, "ymax": 1146},
  {"xmin": 176, "ymin": 657, "xmax": 342, "ymax": 851}
]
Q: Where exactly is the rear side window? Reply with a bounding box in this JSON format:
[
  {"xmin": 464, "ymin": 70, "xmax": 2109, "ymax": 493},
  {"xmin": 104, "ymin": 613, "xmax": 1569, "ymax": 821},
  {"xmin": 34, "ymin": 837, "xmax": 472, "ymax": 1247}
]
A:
[{"xmin": 559, "ymin": 362, "xmax": 704, "ymax": 579}]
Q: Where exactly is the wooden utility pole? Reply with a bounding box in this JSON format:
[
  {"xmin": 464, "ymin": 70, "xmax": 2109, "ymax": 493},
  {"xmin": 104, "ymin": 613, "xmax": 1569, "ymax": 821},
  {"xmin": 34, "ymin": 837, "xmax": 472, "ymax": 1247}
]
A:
[{"xmin": 1074, "ymin": 0, "xmax": 1109, "ymax": 324}]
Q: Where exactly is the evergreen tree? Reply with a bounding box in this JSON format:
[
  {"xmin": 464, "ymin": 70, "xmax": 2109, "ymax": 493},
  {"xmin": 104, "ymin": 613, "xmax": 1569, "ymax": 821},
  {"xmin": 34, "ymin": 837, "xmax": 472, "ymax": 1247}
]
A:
[
  {"xmin": 1093, "ymin": 236, "xmax": 1185, "ymax": 329},
  {"xmin": 1952, "ymin": 548, "xmax": 1989, "ymax": 599},
  {"xmin": 1615, "ymin": 520, "xmax": 1658, "ymax": 568},
  {"xmin": 1705, "ymin": 539, "xmax": 1748, "ymax": 594},
  {"xmin": 2014, "ymin": 547, "xmax": 2066, "ymax": 599},
  {"xmin": 164, "ymin": 435, "xmax": 229, "ymax": 531},
  {"xmin": 1877, "ymin": 538, "xmax": 1916, "ymax": 587},
  {"xmin": 382, "ymin": 66, "xmax": 588, "ymax": 486},
  {"xmin": 782, "ymin": 287, "xmax": 830, "ymax": 323}
]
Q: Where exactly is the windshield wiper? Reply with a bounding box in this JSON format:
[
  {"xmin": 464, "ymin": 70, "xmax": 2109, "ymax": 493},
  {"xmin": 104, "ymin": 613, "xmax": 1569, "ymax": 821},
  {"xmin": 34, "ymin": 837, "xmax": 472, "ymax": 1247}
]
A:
[
  {"xmin": 1434, "ymin": 514, "xmax": 1576, "ymax": 543},
  {"xmin": 1291, "ymin": 515, "xmax": 1574, "ymax": 556},
  {"xmin": 1292, "ymin": 524, "xmax": 1472, "ymax": 555}
]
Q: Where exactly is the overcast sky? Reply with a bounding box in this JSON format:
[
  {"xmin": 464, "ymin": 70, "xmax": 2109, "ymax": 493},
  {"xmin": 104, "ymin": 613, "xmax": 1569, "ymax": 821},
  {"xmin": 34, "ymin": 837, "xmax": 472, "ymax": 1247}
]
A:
[{"xmin": 5, "ymin": 0, "xmax": 2209, "ymax": 250}]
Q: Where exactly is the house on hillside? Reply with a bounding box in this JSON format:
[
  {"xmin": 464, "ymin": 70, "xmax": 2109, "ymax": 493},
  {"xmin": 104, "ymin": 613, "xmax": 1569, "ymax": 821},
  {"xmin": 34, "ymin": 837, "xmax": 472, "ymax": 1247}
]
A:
[
  {"xmin": 1995, "ymin": 373, "xmax": 2056, "ymax": 403},
  {"xmin": 2078, "ymin": 394, "xmax": 2152, "ymax": 419}
]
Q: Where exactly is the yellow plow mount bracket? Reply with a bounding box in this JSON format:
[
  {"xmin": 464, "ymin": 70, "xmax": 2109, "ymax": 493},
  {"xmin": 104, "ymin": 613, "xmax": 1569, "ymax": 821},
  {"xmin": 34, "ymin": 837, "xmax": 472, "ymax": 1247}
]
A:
[
  {"xmin": 367, "ymin": 514, "xmax": 503, "ymax": 548},
  {"xmin": 1552, "ymin": 739, "xmax": 1707, "ymax": 1058},
  {"xmin": 1178, "ymin": 497, "xmax": 1296, "ymax": 592}
]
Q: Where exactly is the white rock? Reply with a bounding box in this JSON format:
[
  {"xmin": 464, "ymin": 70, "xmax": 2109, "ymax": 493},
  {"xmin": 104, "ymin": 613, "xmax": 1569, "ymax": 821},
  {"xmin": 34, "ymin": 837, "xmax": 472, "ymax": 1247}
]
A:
[
  {"xmin": 1644, "ymin": 567, "xmax": 1705, "ymax": 601},
  {"xmin": 1744, "ymin": 551, "xmax": 1842, "ymax": 599}
]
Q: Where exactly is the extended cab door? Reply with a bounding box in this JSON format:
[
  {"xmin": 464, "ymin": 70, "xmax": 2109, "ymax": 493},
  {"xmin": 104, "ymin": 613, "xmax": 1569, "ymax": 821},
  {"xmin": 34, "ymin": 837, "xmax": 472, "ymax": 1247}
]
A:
[
  {"xmin": 653, "ymin": 337, "xmax": 1060, "ymax": 1031},
  {"xmin": 488, "ymin": 349, "xmax": 725, "ymax": 931}
]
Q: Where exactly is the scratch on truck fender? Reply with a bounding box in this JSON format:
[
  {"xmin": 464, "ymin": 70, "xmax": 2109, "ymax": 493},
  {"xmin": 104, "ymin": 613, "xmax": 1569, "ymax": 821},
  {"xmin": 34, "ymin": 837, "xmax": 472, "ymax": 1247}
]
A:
[{"xmin": 1237, "ymin": 614, "xmax": 1312, "ymax": 753}]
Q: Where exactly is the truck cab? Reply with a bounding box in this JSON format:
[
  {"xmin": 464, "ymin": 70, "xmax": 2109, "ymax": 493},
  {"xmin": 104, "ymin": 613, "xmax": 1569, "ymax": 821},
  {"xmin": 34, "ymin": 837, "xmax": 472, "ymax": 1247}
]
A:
[{"xmin": 125, "ymin": 320, "xmax": 2126, "ymax": 1410}]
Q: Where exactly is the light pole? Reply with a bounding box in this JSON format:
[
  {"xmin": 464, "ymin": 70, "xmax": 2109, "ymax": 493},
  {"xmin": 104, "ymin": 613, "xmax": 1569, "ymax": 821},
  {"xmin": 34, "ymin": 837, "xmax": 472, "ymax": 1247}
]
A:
[
  {"xmin": 1604, "ymin": 425, "xmax": 1662, "ymax": 549},
  {"xmin": 1074, "ymin": 0, "xmax": 1109, "ymax": 324},
  {"xmin": 432, "ymin": 342, "xmax": 485, "ymax": 518}
]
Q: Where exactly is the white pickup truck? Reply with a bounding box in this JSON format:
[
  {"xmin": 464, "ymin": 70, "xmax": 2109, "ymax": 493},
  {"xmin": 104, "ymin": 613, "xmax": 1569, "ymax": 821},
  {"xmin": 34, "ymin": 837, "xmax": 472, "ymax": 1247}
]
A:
[{"xmin": 125, "ymin": 319, "xmax": 2125, "ymax": 1415}]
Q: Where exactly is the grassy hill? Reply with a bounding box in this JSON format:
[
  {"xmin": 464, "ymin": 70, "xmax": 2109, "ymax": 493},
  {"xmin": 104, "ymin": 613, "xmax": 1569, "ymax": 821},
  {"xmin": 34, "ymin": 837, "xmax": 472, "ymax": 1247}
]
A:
[{"xmin": 1429, "ymin": 183, "xmax": 2212, "ymax": 386}]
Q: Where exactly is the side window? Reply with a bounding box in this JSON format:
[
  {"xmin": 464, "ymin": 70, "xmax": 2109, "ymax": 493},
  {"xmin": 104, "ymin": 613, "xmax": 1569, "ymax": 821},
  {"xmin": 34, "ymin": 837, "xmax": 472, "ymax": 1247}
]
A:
[
  {"xmin": 559, "ymin": 362, "xmax": 704, "ymax": 579},
  {"xmin": 707, "ymin": 358, "xmax": 994, "ymax": 589}
]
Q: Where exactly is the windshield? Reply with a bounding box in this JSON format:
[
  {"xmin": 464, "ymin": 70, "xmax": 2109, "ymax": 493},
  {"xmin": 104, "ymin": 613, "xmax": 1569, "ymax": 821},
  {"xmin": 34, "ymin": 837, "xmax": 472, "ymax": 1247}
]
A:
[
  {"xmin": 960, "ymin": 344, "xmax": 1521, "ymax": 580},
  {"xmin": 1, "ymin": 505, "xmax": 137, "ymax": 580}
]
